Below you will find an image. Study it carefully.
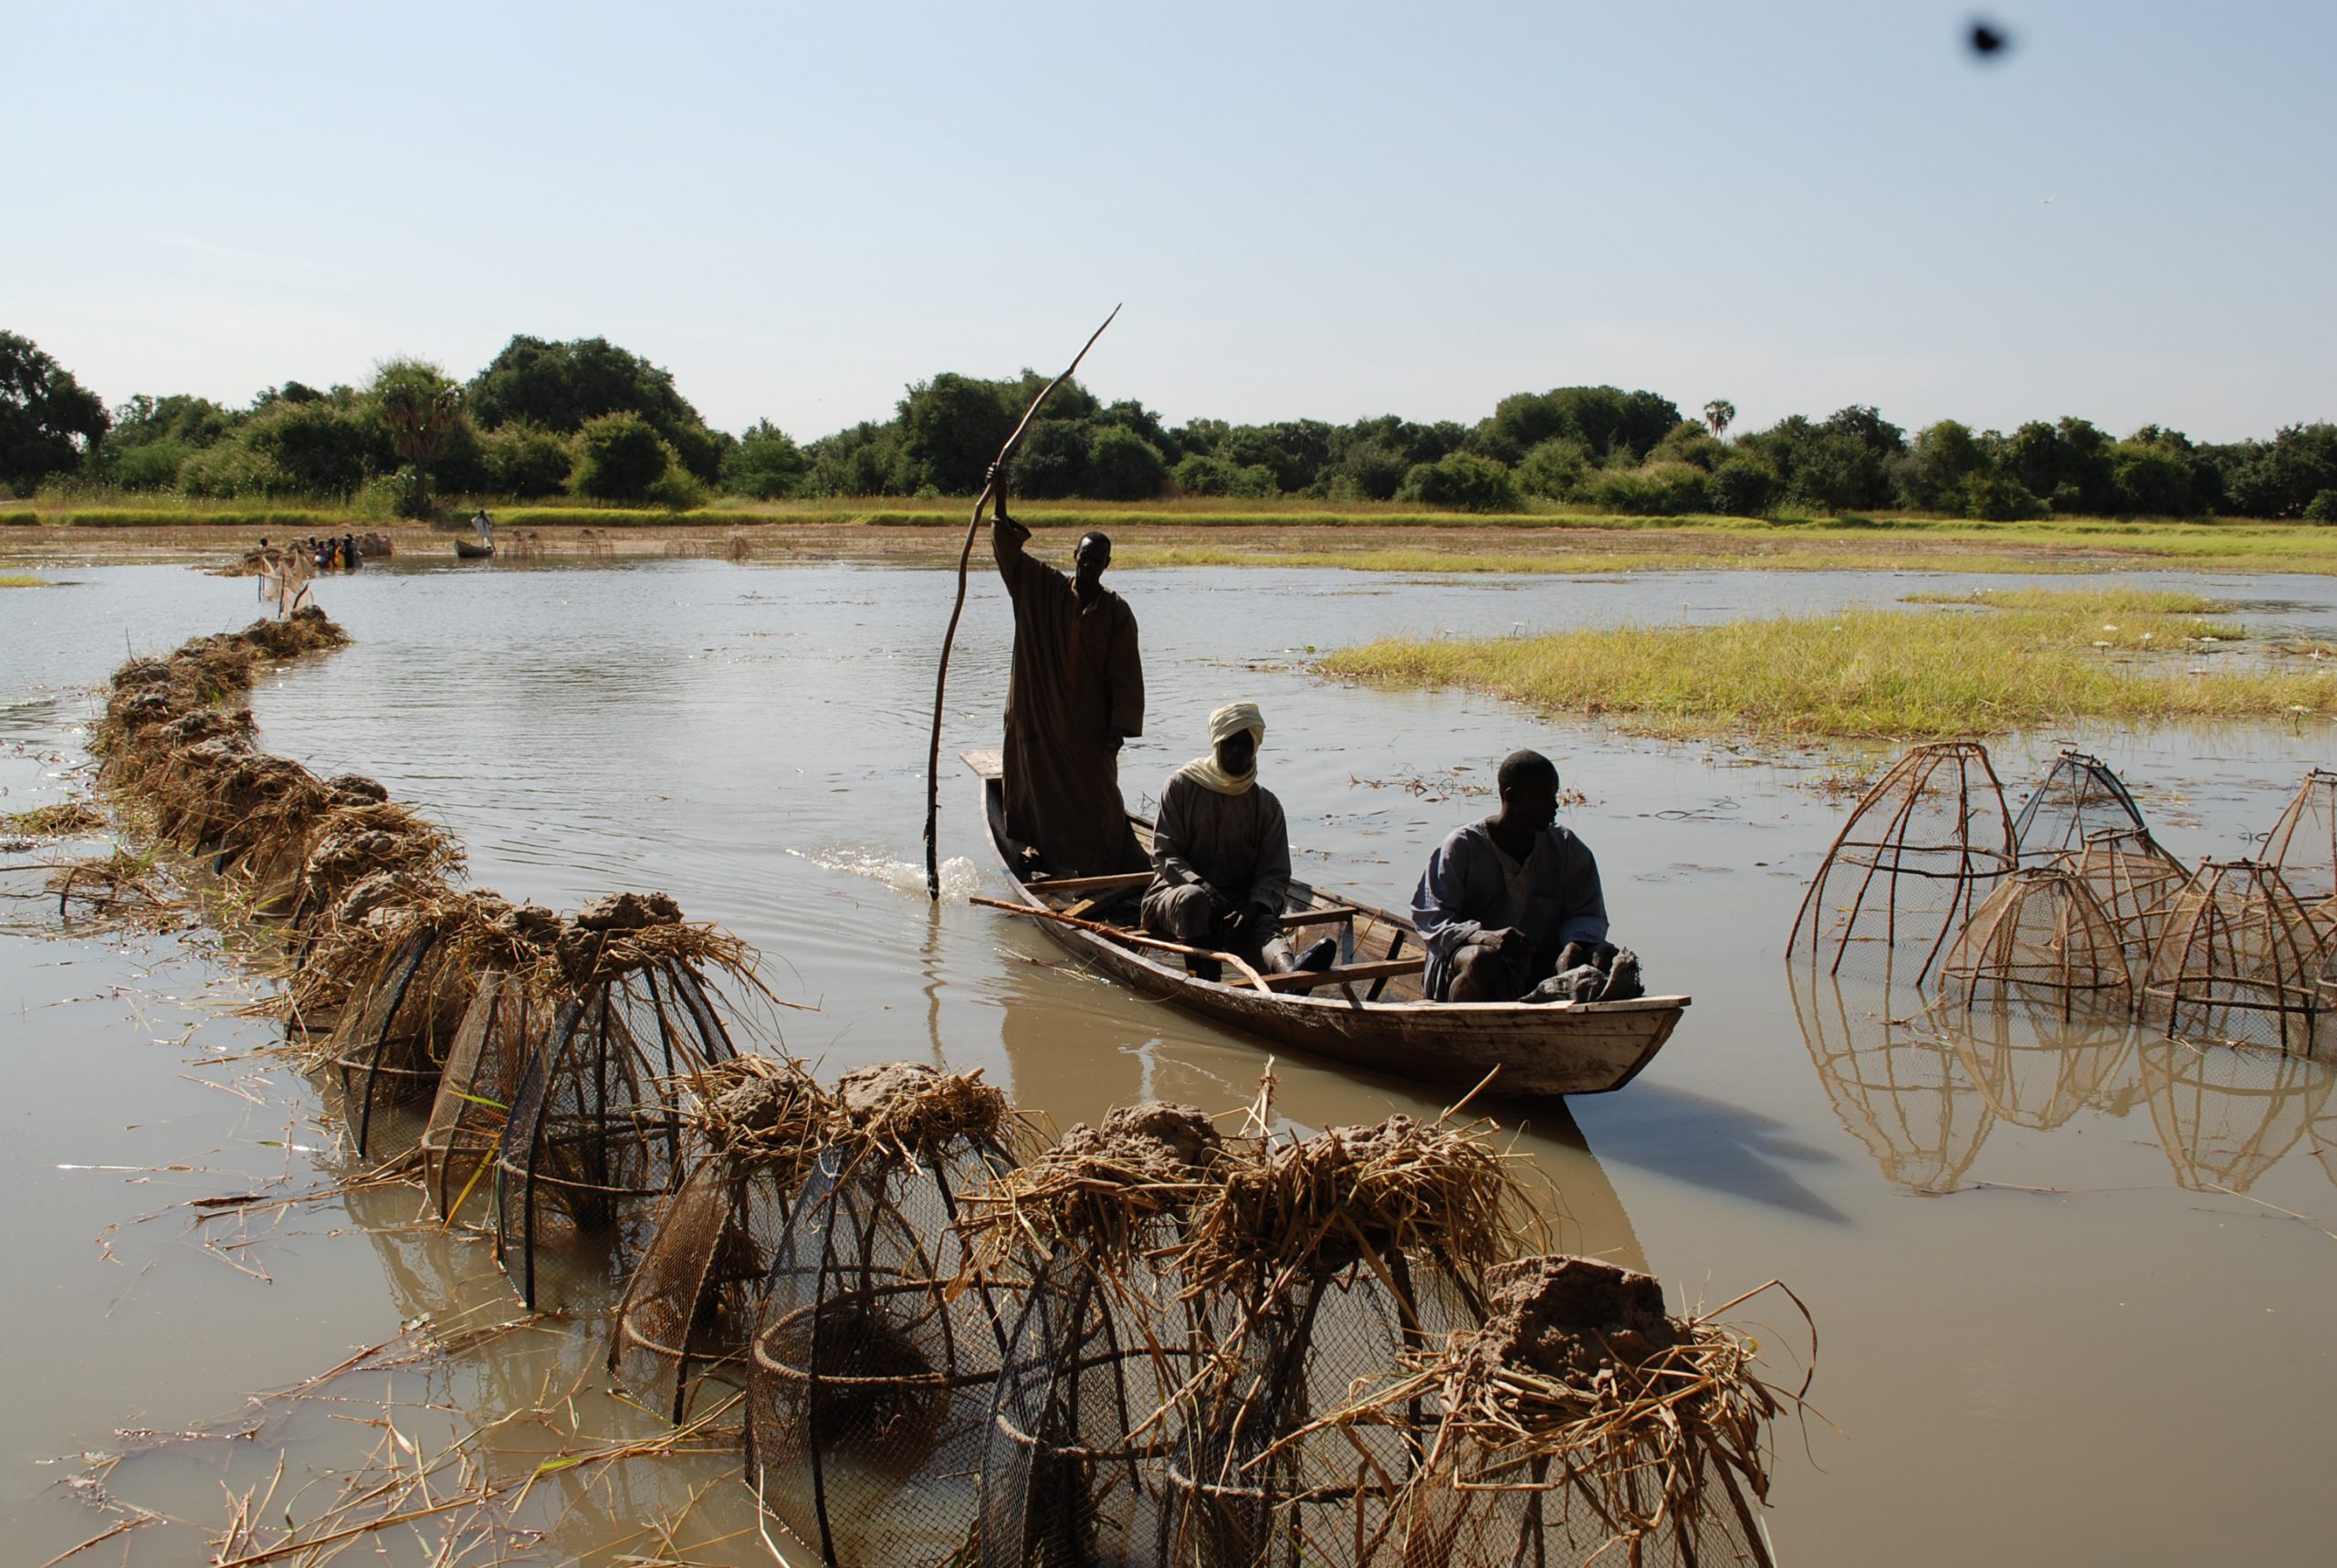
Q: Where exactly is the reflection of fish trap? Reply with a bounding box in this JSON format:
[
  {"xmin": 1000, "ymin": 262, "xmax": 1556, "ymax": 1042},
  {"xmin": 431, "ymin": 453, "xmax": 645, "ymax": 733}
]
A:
[
  {"xmin": 1924, "ymin": 996, "xmax": 2140, "ymax": 1131},
  {"xmin": 1318, "ymin": 1256, "xmax": 1785, "ymax": 1568},
  {"xmin": 610, "ymin": 1055, "xmax": 834, "ymax": 1424},
  {"xmin": 2260, "ymin": 768, "xmax": 2337, "ymax": 914},
  {"xmin": 964, "ymin": 1103, "xmax": 1225, "ymax": 1568},
  {"xmin": 1789, "ymin": 967, "xmax": 1996, "ymax": 1194},
  {"xmin": 329, "ymin": 891, "xmax": 563, "ymax": 1159},
  {"xmin": 497, "ymin": 894, "xmax": 752, "ymax": 1305},
  {"xmin": 1938, "ymin": 867, "xmax": 2134, "ymax": 1017},
  {"xmin": 2141, "ymin": 1037, "xmax": 2337, "ymax": 1193},
  {"xmin": 2010, "ymin": 748, "xmax": 2149, "ymax": 862},
  {"xmin": 1166, "ymin": 1114, "xmax": 1534, "ymax": 1568},
  {"xmin": 746, "ymin": 1062, "xmax": 1030, "ymax": 1568},
  {"xmin": 2142, "ymin": 861, "xmax": 2332, "ymax": 1053},
  {"xmin": 1790, "ymin": 742, "xmax": 2016, "ymax": 985},
  {"xmin": 2071, "ymin": 827, "xmax": 2190, "ymax": 971}
]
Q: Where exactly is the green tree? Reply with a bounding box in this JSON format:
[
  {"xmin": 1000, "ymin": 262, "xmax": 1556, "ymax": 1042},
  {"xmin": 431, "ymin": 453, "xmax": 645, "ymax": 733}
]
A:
[
  {"xmin": 1711, "ymin": 457, "xmax": 1777, "ymax": 517},
  {"xmin": 1964, "ymin": 471, "xmax": 2048, "ymax": 520},
  {"xmin": 1647, "ymin": 420, "xmax": 1727, "ymax": 471},
  {"xmin": 1008, "ymin": 419, "xmax": 1094, "ymax": 499},
  {"xmin": 721, "ymin": 420, "xmax": 806, "ymax": 499},
  {"xmin": 2224, "ymin": 424, "xmax": 2337, "ymax": 517},
  {"xmin": 1899, "ymin": 420, "xmax": 1986, "ymax": 512},
  {"xmin": 1514, "ymin": 436, "xmax": 1591, "ymax": 499},
  {"xmin": 1173, "ymin": 454, "xmax": 1239, "ymax": 497},
  {"xmin": 1703, "ymin": 399, "xmax": 1735, "ymax": 439},
  {"xmin": 0, "ymin": 331, "xmax": 109, "ymax": 494},
  {"xmin": 900, "ymin": 372, "xmax": 1016, "ymax": 494},
  {"xmin": 372, "ymin": 359, "xmax": 462, "ymax": 517},
  {"xmin": 1324, "ymin": 439, "xmax": 1414, "ymax": 501},
  {"xmin": 2110, "ymin": 441, "xmax": 2194, "ymax": 516},
  {"xmin": 466, "ymin": 335, "xmax": 723, "ymax": 481},
  {"xmin": 1088, "ymin": 424, "xmax": 1168, "ymax": 500},
  {"xmin": 242, "ymin": 393, "xmax": 383, "ymax": 497},
  {"xmin": 1398, "ymin": 451, "xmax": 1519, "ymax": 512},
  {"xmin": 483, "ymin": 421, "xmax": 573, "ymax": 497},
  {"xmin": 570, "ymin": 412, "xmax": 671, "ymax": 500}
]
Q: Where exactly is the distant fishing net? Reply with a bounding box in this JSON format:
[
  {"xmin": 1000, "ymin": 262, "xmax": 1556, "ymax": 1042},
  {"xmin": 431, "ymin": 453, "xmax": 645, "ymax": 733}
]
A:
[
  {"xmin": 2010, "ymin": 748, "xmax": 2149, "ymax": 863},
  {"xmin": 610, "ymin": 1054, "xmax": 835, "ymax": 1424},
  {"xmin": 1789, "ymin": 742, "xmax": 2015, "ymax": 987},
  {"xmin": 1937, "ymin": 866, "xmax": 2133, "ymax": 1019},
  {"xmin": 1161, "ymin": 1112, "xmax": 1536, "ymax": 1568},
  {"xmin": 963, "ymin": 1103, "xmax": 1226, "ymax": 1568},
  {"xmin": 1306, "ymin": 1256, "xmax": 1797, "ymax": 1568},
  {"xmin": 2142, "ymin": 861, "xmax": 2332, "ymax": 1054},
  {"xmin": 746, "ymin": 1061, "xmax": 1031, "ymax": 1568},
  {"xmin": 496, "ymin": 893, "xmax": 752, "ymax": 1306},
  {"xmin": 325, "ymin": 888, "xmax": 564, "ymax": 1159}
]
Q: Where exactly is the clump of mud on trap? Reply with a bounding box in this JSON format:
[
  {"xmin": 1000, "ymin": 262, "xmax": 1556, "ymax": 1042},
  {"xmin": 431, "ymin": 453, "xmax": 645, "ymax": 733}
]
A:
[
  {"xmin": 831, "ymin": 1059, "xmax": 1025, "ymax": 1162},
  {"xmin": 960, "ymin": 1101, "xmax": 1223, "ymax": 1269}
]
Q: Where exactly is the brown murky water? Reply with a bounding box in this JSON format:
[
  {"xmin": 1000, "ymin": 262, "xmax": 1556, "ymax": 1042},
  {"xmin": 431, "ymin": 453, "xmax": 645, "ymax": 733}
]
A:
[{"xmin": 4, "ymin": 559, "xmax": 2335, "ymax": 1564}]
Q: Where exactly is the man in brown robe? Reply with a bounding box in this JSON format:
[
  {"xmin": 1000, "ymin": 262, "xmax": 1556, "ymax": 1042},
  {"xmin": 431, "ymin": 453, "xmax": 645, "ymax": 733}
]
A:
[{"xmin": 991, "ymin": 478, "xmax": 1146, "ymax": 876}]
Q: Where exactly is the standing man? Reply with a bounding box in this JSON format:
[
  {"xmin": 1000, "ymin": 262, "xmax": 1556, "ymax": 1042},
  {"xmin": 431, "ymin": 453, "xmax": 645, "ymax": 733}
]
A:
[
  {"xmin": 990, "ymin": 462, "xmax": 1146, "ymax": 876},
  {"xmin": 1412, "ymin": 749, "xmax": 1614, "ymax": 1002}
]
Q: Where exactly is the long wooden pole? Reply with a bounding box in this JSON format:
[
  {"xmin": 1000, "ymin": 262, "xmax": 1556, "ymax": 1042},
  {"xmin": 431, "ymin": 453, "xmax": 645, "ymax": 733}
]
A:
[{"xmin": 925, "ymin": 307, "xmax": 1122, "ymax": 900}]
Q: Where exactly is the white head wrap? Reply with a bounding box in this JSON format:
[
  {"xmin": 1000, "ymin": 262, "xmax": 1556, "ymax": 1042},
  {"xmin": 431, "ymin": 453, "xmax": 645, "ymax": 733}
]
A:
[{"xmin": 1179, "ymin": 702, "xmax": 1265, "ymax": 794}]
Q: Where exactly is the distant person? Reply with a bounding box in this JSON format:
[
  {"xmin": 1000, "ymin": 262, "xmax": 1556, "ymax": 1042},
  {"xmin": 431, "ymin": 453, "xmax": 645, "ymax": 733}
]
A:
[
  {"xmin": 989, "ymin": 462, "xmax": 1145, "ymax": 877},
  {"xmin": 341, "ymin": 532, "xmax": 360, "ymax": 569},
  {"xmin": 472, "ymin": 507, "xmax": 494, "ymax": 544},
  {"xmin": 1412, "ymin": 749, "xmax": 1636, "ymax": 1003},
  {"xmin": 1141, "ymin": 702, "xmax": 1336, "ymax": 982}
]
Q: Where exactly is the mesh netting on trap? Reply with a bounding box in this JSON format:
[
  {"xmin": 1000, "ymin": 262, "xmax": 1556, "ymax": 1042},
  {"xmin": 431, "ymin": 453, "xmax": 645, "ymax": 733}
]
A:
[
  {"xmin": 1317, "ymin": 1256, "xmax": 1786, "ymax": 1568},
  {"xmin": 328, "ymin": 891, "xmax": 564, "ymax": 1160},
  {"xmin": 2259, "ymin": 768, "xmax": 2337, "ymax": 913},
  {"xmin": 609, "ymin": 1055, "xmax": 835, "ymax": 1425},
  {"xmin": 2070, "ymin": 827, "xmax": 2190, "ymax": 973},
  {"xmin": 2141, "ymin": 861, "xmax": 2332, "ymax": 1054},
  {"xmin": 745, "ymin": 1061, "xmax": 1028, "ymax": 1568},
  {"xmin": 496, "ymin": 894, "xmax": 750, "ymax": 1307},
  {"xmin": 964, "ymin": 1103, "xmax": 1226, "ymax": 1568},
  {"xmin": 1789, "ymin": 742, "xmax": 2016, "ymax": 986},
  {"xmin": 421, "ymin": 969, "xmax": 541, "ymax": 1222},
  {"xmin": 2010, "ymin": 748, "xmax": 2149, "ymax": 863},
  {"xmin": 1937, "ymin": 866, "xmax": 2134, "ymax": 1019},
  {"xmin": 1159, "ymin": 1114, "xmax": 1533, "ymax": 1568}
]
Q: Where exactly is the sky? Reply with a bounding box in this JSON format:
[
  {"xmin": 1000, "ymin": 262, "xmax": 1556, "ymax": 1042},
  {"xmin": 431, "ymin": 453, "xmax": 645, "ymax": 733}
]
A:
[{"xmin": 5, "ymin": 1, "xmax": 2331, "ymax": 444}]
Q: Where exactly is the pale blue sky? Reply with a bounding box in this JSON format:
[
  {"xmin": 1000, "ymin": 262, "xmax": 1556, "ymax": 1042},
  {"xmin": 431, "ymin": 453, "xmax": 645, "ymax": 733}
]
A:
[{"xmin": 5, "ymin": 2, "xmax": 2330, "ymax": 444}]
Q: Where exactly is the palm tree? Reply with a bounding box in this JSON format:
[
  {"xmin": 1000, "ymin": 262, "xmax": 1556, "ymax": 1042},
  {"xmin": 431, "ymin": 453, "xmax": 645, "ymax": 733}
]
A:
[
  {"xmin": 1703, "ymin": 399, "xmax": 1736, "ymax": 441},
  {"xmin": 372, "ymin": 359, "xmax": 461, "ymax": 518}
]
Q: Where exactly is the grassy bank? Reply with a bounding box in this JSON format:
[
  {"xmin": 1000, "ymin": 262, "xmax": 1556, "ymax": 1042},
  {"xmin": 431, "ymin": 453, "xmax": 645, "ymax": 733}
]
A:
[
  {"xmin": 0, "ymin": 572, "xmax": 42, "ymax": 588},
  {"xmin": 1321, "ymin": 589, "xmax": 2337, "ymax": 739}
]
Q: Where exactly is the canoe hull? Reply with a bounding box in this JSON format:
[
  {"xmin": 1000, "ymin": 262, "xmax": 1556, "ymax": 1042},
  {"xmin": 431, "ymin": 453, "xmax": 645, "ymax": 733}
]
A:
[{"xmin": 970, "ymin": 761, "xmax": 1684, "ymax": 1098}]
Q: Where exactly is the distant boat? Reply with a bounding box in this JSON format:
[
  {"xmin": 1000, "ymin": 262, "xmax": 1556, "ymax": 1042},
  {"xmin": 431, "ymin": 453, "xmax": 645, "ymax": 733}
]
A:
[
  {"xmin": 964, "ymin": 750, "xmax": 1688, "ymax": 1097},
  {"xmin": 454, "ymin": 538, "xmax": 495, "ymax": 560}
]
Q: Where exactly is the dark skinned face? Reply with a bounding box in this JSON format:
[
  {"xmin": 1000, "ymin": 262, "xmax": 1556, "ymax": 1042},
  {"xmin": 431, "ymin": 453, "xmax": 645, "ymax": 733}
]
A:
[
  {"xmin": 1215, "ymin": 728, "xmax": 1257, "ymax": 776},
  {"xmin": 1074, "ymin": 536, "xmax": 1110, "ymax": 595},
  {"xmin": 1497, "ymin": 776, "xmax": 1559, "ymax": 834}
]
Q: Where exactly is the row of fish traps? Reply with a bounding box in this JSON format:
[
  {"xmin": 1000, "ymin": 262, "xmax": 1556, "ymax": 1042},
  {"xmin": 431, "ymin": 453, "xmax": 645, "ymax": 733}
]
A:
[
  {"xmin": 1790, "ymin": 745, "xmax": 2337, "ymax": 1053},
  {"xmin": 591, "ymin": 1065, "xmax": 1797, "ymax": 1568}
]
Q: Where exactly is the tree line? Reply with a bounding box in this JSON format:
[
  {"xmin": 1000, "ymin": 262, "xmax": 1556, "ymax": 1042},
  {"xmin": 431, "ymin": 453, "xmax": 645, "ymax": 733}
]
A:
[{"xmin": 4, "ymin": 329, "xmax": 2333, "ymax": 520}]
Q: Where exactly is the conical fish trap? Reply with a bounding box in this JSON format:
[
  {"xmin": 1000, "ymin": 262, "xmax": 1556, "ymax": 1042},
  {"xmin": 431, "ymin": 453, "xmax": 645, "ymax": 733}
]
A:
[
  {"xmin": 966, "ymin": 1103, "xmax": 1226, "ymax": 1568},
  {"xmin": 1938, "ymin": 867, "xmax": 2133, "ymax": 1017},
  {"xmin": 2071, "ymin": 827, "xmax": 2190, "ymax": 972},
  {"xmin": 2010, "ymin": 748, "xmax": 2149, "ymax": 863},
  {"xmin": 1347, "ymin": 1256, "xmax": 1785, "ymax": 1568},
  {"xmin": 610, "ymin": 1055, "xmax": 835, "ymax": 1425},
  {"xmin": 746, "ymin": 1061, "xmax": 1029, "ymax": 1568},
  {"xmin": 1789, "ymin": 742, "xmax": 2016, "ymax": 985},
  {"xmin": 420, "ymin": 968, "xmax": 540, "ymax": 1221},
  {"xmin": 2142, "ymin": 861, "xmax": 2332, "ymax": 1053},
  {"xmin": 2141, "ymin": 1036, "xmax": 2337, "ymax": 1193},
  {"xmin": 2259, "ymin": 768, "xmax": 2337, "ymax": 915},
  {"xmin": 1164, "ymin": 1115, "xmax": 1535, "ymax": 1568},
  {"xmin": 497, "ymin": 895, "xmax": 751, "ymax": 1306}
]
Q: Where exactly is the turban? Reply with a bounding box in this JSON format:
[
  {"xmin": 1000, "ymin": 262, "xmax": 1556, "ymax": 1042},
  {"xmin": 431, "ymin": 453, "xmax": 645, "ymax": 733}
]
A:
[{"xmin": 1179, "ymin": 702, "xmax": 1266, "ymax": 794}]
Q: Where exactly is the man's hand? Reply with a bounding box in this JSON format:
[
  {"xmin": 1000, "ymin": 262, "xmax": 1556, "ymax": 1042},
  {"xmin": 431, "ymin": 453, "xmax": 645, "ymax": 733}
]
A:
[{"xmin": 1478, "ymin": 926, "xmax": 1531, "ymax": 960}]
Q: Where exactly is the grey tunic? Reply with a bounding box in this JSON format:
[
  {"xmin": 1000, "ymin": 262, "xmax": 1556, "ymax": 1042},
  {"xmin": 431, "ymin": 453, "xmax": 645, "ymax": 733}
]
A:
[
  {"xmin": 1411, "ymin": 820, "xmax": 1608, "ymax": 1001},
  {"xmin": 1145, "ymin": 772, "xmax": 1292, "ymax": 913}
]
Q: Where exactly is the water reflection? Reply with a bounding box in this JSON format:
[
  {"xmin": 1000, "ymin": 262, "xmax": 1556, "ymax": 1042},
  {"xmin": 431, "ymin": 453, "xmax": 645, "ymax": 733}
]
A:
[
  {"xmin": 1790, "ymin": 965, "xmax": 1994, "ymax": 1194},
  {"xmin": 1927, "ymin": 998, "xmax": 2142, "ymax": 1132},
  {"xmin": 2139, "ymin": 1037, "xmax": 2336, "ymax": 1194}
]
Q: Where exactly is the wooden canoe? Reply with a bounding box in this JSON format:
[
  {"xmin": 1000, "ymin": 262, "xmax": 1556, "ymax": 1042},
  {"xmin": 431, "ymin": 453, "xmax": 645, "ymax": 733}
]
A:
[
  {"xmin": 454, "ymin": 538, "xmax": 495, "ymax": 559},
  {"xmin": 965, "ymin": 751, "xmax": 1686, "ymax": 1098}
]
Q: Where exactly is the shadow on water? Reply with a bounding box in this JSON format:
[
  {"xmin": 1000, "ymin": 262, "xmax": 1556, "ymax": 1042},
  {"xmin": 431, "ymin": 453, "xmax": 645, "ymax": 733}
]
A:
[{"xmin": 1570, "ymin": 1075, "xmax": 1852, "ymax": 1226}]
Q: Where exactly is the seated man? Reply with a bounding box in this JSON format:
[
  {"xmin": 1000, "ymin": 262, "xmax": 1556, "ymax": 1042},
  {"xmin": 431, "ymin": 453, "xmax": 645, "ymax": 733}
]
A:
[
  {"xmin": 1413, "ymin": 748, "xmax": 1625, "ymax": 1002},
  {"xmin": 1141, "ymin": 702, "xmax": 1336, "ymax": 982}
]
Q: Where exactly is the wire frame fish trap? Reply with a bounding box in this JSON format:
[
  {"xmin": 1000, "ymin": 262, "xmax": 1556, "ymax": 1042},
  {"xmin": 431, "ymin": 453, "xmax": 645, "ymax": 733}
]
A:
[
  {"xmin": 609, "ymin": 1055, "xmax": 835, "ymax": 1425},
  {"xmin": 1937, "ymin": 866, "xmax": 2134, "ymax": 1018},
  {"xmin": 2142, "ymin": 861, "xmax": 2333, "ymax": 1054},
  {"xmin": 2259, "ymin": 768, "xmax": 2337, "ymax": 915},
  {"xmin": 2010, "ymin": 748, "xmax": 2149, "ymax": 863},
  {"xmin": 2071, "ymin": 827, "xmax": 2191, "ymax": 972},
  {"xmin": 1164, "ymin": 1113, "xmax": 1535, "ymax": 1568},
  {"xmin": 963, "ymin": 1103, "xmax": 1227, "ymax": 1568},
  {"xmin": 497, "ymin": 895, "xmax": 751, "ymax": 1306},
  {"xmin": 1323, "ymin": 1256, "xmax": 1788, "ymax": 1568},
  {"xmin": 1789, "ymin": 742, "xmax": 2017, "ymax": 986},
  {"xmin": 746, "ymin": 1062, "xmax": 1031, "ymax": 1568},
  {"xmin": 420, "ymin": 968, "xmax": 541, "ymax": 1221}
]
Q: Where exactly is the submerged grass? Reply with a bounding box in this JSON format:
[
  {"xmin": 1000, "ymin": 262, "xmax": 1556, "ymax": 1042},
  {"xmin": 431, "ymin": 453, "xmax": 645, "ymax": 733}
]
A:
[{"xmin": 1323, "ymin": 592, "xmax": 2337, "ymax": 739}]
